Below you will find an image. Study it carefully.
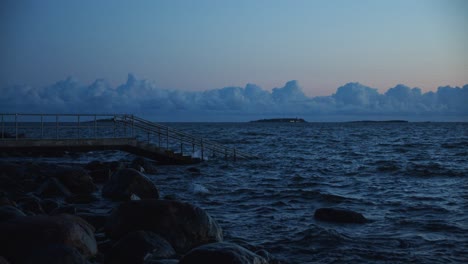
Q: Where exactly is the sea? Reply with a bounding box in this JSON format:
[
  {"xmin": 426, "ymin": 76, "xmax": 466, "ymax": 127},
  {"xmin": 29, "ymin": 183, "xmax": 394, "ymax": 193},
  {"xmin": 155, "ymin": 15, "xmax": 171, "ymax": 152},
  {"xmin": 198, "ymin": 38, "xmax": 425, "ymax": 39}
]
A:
[{"xmin": 7, "ymin": 121, "xmax": 468, "ymax": 263}]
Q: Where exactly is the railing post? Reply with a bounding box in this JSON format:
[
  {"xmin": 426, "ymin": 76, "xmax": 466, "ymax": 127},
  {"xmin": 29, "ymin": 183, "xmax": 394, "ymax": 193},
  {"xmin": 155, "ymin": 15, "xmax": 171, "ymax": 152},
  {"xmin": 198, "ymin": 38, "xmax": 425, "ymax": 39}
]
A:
[
  {"xmin": 1, "ymin": 114, "xmax": 4, "ymax": 139},
  {"xmin": 77, "ymin": 115, "xmax": 80, "ymax": 139},
  {"xmin": 166, "ymin": 127, "xmax": 169, "ymax": 149},
  {"xmin": 56, "ymin": 115, "xmax": 59, "ymax": 139},
  {"xmin": 180, "ymin": 143, "xmax": 183, "ymax": 155},
  {"xmin": 131, "ymin": 115, "xmax": 134, "ymax": 137},
  {"xmin": 147, "ymin": 132, "xmax": 150, "ymax": 142},
  {"xmin": 201, "ymin": 139, "xmax": 204, "ymax": 161},
  {"xmin": 158, "ymin": 128, "xmax": 161, "ymax": 148},
  {"xmin": 94, "ymin": 115, "xmax": 97, "ymax": 139},
  {"xmin": 15, "ymin": 114, "xmax": 18, "ymax": 140},
  {"xmin": 113, "ymin": 114, "xmax": 116, "ymax": 138},
  {"xmin": 41, "ymin": 115, "xmax": 44, "ymax": 138}
]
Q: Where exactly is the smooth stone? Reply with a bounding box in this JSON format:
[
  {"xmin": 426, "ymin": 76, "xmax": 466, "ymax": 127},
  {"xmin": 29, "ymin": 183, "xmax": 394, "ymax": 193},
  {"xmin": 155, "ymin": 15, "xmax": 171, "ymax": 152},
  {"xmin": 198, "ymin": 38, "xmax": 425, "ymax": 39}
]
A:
[
  {"xmin": 179, "ymin": 242, "xmax": 268, "ymax": 264},
  {"xmin": 53, "ymin": 166, "xmax": 96, "ymax": 194},
  {"xmin": 0, "ymin": 214, "xmax": 97, "ymax": 262},
  {"xmin": 65, "ymin": 193, "xmax": 99, "ymax": 204},
  {"xmin": 23, "ymin": 244, "xmax": 87, "ymax": 264},
  {"xmin": 314, "ymin": 207, "xmax": 367, "ymax": 224},
  {"xmin": 102, "ymin": 168, "xmax": 159, "ymax": 201},
  {"xmin": 105, "ymin": 231, "xmax": 175, "ymax": 264},
  {"xmin": 0, "ymin": 205, "xmax": 26, "ymax": 221},
  {"xmin": 130, "ymin": 157, "xmax": 158, "ymax": 174},
  {"xmin": 36, "ymin": 177, "xmax": 72, "ymax": 198},
  {"xmin": 104, "ymin": 199, "xmax": 222, "ymax": 254}
]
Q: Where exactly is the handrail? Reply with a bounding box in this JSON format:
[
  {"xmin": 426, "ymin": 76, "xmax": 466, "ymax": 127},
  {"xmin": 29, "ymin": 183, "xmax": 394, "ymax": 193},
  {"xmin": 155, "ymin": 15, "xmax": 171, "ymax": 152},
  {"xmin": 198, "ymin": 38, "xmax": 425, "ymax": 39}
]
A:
[
  {"xmin": 0, "ymin": 113, "xmax": 253, "ymax": 161},
  {"xmin": 115, "ymin": 115, "xmax": 252, "ymax": 159}
]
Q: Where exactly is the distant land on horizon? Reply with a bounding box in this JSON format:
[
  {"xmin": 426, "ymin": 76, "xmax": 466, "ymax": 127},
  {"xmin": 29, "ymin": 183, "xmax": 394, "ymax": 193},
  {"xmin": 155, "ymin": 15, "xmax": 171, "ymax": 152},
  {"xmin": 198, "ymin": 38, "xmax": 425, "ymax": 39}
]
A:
[{"xmin": 250, "ymin": 118, "xmax": 307, "ymax": 123}]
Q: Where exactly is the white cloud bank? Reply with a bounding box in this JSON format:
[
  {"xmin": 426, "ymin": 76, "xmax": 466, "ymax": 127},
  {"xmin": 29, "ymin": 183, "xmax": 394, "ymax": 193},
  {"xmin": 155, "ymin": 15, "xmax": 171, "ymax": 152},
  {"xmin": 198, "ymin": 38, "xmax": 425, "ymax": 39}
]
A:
[{"xmin": 1, "ymin": 74, "xmax": 467, "ymax": 121}]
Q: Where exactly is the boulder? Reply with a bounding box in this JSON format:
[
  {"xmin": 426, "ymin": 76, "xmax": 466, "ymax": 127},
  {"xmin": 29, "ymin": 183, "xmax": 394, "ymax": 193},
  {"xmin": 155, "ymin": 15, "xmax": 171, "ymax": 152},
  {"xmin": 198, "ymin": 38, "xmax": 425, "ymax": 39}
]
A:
[
  {"xmin": 179, "ymin": 242, "xmax": 268, "ymax": 264},
  {"xmin": 65, "ymin": 193, "xmax": 99, "ymax": 204},
  {"xmin": 85, "ymin": 160, "xmax": 113, "ymax": 183},
  {"xmin": 41, "ymin": 198, "xmax": 60, "ymax": 214},
  {"xmin": 102, "ymin": 169, "xmax": 159, "ymax": 201},
  {"xmin": 130, "ymin": 157, "xmax": 158, "ymax": 174},
  {"xmin": 51, "ymin": 205, "xmax": 77, "ymax": 215},
  {"xmin": 0, "ymin": 214, "xmax": 97, "ymax": 263},
  {"xmin": 104, "ymin": 199, "xmax": 223, "ymax": 253},
  {"xmin": 23, "ymin": 244, "xmax": 87, "ymax": 264},
  {"xmin": 36, "ymin": 177, "xmax": 72, "ymax": 198},
  {"xmin": 77, "ymin": 213, "xmax": 108, "ymax": 230},
  {"xmin": 0, "ymin": 205, "xmax": 26, "ymax": 221},
  {"xmin": 314, "ymin": 208, "xmax": 367, "ymax": 224},
  {"xmin": 104, "ymin": 231, "xmax": 175, "ymax": 264},
  {"xmin": 53, "ymin": 166, "xmax": 96, "ymax": 194},
  {"xmin": 18, "ymin": 197, "xmax": 45, "ymax": 215}
]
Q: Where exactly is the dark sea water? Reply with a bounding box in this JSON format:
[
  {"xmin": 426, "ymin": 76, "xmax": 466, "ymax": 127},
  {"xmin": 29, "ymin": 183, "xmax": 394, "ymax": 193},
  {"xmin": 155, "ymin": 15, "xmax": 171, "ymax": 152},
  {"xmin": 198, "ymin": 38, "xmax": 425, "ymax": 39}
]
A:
[
  {"xmin": 9, "ymin": 122, "xmax": 468, "ymax": 263},
  {"xmin": 157, "ymin": 122, "xmax": 468, "ymax": 263}
]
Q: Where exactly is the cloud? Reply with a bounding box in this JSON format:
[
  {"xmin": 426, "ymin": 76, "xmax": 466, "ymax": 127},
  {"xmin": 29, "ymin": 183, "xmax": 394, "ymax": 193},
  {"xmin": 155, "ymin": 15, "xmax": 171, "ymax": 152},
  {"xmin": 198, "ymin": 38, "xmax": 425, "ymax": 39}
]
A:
[{"xmin": 1, "ymin": 74, "xmax": 467, "ymax": 121}]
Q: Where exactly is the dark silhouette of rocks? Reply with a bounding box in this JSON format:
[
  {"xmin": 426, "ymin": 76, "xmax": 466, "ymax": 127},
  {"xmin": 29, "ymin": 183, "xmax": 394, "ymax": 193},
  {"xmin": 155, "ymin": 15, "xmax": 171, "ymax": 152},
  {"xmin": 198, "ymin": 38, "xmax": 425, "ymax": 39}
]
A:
[
  {"xmin": 104, "ymin": 199, "xmax": 223, "ymax": 254},
  {"xmin": 179, "ymin": 242, "xmax": 268, "ymax": 264},
  {"xmin": 102, "ymin": 168, "xmax": 159, "ymax": 201}
]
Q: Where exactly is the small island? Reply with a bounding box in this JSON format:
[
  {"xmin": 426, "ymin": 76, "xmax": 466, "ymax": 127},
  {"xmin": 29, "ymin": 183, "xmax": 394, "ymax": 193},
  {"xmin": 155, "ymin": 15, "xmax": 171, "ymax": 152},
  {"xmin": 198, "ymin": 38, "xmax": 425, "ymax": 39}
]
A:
[
  {"xmin": 250, "ymin": 118, "xmax": 307, "ymax": 123},
  {"xmin": 348, "ymin": 120, "xmax": 409, "ymax": 123}
]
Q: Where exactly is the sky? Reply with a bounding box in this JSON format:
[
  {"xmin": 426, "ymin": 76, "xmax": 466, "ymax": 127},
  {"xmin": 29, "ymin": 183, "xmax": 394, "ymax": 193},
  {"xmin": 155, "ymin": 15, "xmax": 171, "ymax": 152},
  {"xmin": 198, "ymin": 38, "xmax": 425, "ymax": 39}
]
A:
[{"xmin": 1, "ymin": 0, "xmax": 467, "ymax": 121}]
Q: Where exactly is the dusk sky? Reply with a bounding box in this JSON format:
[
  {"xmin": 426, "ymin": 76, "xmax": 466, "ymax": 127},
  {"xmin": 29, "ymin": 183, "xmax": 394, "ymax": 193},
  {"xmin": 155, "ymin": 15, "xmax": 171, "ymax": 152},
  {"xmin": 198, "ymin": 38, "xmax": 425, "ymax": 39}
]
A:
[
  {"xmin": 2, "ymin": 0, "xmax": 467, "ymax": 96},
  {"xmin": 1, "ymin": 0, "xmax": 467, "ymax": 121}
]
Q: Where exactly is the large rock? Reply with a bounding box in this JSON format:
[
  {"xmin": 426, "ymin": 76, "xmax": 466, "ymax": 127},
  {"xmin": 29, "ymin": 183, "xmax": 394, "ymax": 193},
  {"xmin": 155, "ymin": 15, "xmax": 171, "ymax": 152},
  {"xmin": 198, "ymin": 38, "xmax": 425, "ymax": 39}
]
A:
[
  {"xmin": 36, "ymin": 177, "xmax": 73, "ymax": 198},
  {"xmin": 53, "ymin": 166, "xmax": 96, "ymax": 194},
  {"xmin": 102, "ymin": 169, "xmax": 159, "ymax": 201},
  {"xmin": 23, "ymin": 244, "xmax": 87, "ymax": 264},
  {"xmin": 179, "ymin": 242, "xmax": 268, "ymax": 264},
  {"xmin": 0, "ymin": 214, "xmax": 97, "ymax": 263},
  {"xmin": 314, "ymin": 208, "xmax": 367, "ymax": 224},
  {"xmin": 130, "ymin": 157, "xmax": 158, "ymax": 174},
  {"xmin": 105, "ymin": 231, "xmax": 175, "ymax": 264},
  {"xmin": 104, "ymin": 199, "xmax": 223, "ymax": 253},
  {"xmin": 85, "ymin": 160, "xmax": 124, "ymax": 183},
  {"xmin": 0, "ymin": 205, "xmax": 26, "ymax": 221}
]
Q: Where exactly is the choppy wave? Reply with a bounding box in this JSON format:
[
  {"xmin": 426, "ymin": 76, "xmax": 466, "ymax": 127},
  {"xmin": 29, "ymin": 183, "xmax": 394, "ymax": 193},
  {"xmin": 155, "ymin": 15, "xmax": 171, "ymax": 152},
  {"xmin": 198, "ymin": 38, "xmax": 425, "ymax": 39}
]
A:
[{"xmin": 23, "ymin": 122, "xmax": 468, "ymax": 263}]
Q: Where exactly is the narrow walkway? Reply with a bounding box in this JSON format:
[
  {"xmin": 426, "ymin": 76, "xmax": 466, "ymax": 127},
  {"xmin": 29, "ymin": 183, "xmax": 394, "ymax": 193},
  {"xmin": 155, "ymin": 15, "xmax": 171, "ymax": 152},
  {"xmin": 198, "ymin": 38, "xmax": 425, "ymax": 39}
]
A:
[{"xmin": 0, "ymin": 114, "xmax": 252, "ymax": 164}]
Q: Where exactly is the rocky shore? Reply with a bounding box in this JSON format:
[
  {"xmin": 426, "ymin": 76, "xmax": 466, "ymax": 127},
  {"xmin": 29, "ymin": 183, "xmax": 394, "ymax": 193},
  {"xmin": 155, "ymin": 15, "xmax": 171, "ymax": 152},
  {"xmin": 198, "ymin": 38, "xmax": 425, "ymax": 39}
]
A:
[{"xmin": 0, "ymin": 157, "xmax": 281, "ymax": 264}]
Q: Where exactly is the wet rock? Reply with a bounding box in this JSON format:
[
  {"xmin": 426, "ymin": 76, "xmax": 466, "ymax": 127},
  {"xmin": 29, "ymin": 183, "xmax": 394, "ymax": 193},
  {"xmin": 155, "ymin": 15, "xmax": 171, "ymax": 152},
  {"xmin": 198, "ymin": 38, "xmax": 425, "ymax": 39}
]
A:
[
  {"xmin": 314, "ymin": 208, "xmax": 367, "ymax": 224},
  {"xmin": 36, "ymin": 177, "xmax": 72, "ymax": 198},
  {"xmin": 105, "ymin": 231, "xmax": 175, "ymax": 264},
  {"xmin": 77, "ymin": 212, "xmax": 108, "ymax": 230},
  {"xmin": 186, "ymin": 167, "xmax": 201, "ymax": 175},
  {"xmin": 65, "ymin": 193, "xmax": 99, "ymax": 204},
  {"xmin": 0, "ymin": 205, "xmax": 26, "ymax": 221},
  {"xmin": 102, "ymin": 169, "xmax": 159, "ymax": 201},
  {"xmin": 24, "ymin": 244, "xmax": 87, "ymax": 264},
  {"xmin": 179, "ymin": 242, "xmax": 268, "ymax": 264},
  {"xmin": 18, "ymin": 197, "xmax": 45, "ymax": 215},
  {"xmin": 53, "ymin": 166, "xmax": 96, "ymax": 194},
  {"xmin": 0, "ymin": 214, "xmax": 97, "ymax": 262},
  {"xmin": 146, "ymin": 259, "xmax": 179, "ymax": 264},
  {"xmin": 51, "ymin": 205, "xmax": 77, "ymax": 215},
  {"xmin": 104, "ymin": 199, "xmax": 223, "ymax": 254},
  {"xmin": 130, "ymin": 157, "xmax": 158, "ymax": 174},
  {"xmin": 85, "ymin": 160, "xmax": 113, "ymax": 183},
  {"xmin": 41, "ymin": 198, "xmax": 60, "ymax": 214}
]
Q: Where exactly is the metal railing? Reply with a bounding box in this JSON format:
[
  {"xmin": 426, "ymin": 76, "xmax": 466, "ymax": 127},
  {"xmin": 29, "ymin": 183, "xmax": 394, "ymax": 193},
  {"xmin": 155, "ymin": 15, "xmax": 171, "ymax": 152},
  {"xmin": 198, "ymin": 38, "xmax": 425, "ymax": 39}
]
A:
[{"xmin": 0, "ymin": 113, "xmax": 252, "ymax": 160}]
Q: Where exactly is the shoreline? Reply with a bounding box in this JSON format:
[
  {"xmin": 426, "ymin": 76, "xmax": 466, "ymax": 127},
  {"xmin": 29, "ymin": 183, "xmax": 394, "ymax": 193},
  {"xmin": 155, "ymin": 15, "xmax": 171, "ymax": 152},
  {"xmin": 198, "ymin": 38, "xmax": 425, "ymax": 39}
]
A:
[{"xmin": 0, "ymin": 154, "xmax": 282, "ymax": 264}]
